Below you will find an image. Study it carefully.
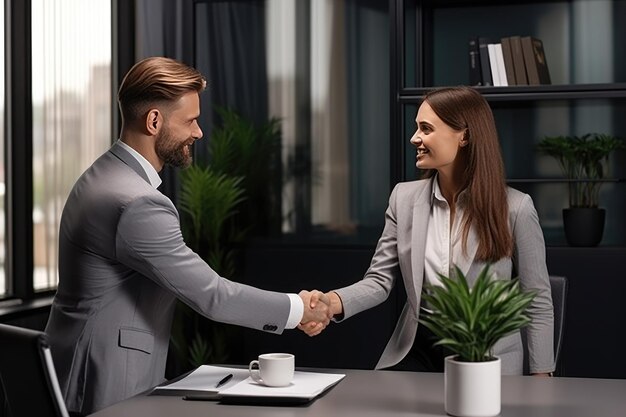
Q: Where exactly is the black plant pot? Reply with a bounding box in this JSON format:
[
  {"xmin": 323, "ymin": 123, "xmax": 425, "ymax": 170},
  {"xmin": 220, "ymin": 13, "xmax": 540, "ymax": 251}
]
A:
[{"xmin": 563, "ymin": 208, "xmax": 606, "ymax": 247}]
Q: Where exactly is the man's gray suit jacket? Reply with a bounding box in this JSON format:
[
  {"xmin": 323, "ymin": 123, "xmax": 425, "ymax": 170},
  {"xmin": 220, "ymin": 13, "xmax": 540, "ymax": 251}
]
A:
[
  {"xmin": 45, "ymin": 143, "xmax": 292, "ymax": 414},
  {"xmin": 334, "ymin": 179, "xmax": 555, "ymax": 375}
]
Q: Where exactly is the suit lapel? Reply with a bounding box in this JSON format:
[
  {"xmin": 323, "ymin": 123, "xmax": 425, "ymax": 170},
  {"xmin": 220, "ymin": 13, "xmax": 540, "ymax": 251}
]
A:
[
  {"xmin": 407, "ymin": 179, "xmax": 434, "ymax": 308},
  {"xmin": 109, "ymin": 142, "xmax": 152, "ymax": 185}
]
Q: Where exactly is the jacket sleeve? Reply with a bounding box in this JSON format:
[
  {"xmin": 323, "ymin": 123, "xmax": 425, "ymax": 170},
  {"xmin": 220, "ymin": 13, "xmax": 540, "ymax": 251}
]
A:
[
  {"xmin": 334, "ymin": 184, "xmax": 401, "ymax": 321},
  {"xmin": 511, "ymin": 193, "xmax": 555, "ymax": 373},
  {"xmin": 114, "ymin": 193, "xmax": 292, "ymax": 334}
]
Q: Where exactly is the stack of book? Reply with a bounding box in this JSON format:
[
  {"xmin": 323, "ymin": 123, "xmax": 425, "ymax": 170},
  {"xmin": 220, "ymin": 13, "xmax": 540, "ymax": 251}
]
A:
[{"xmin": 469, "ymin": 36, "xmax": 551, "ymax": 86}]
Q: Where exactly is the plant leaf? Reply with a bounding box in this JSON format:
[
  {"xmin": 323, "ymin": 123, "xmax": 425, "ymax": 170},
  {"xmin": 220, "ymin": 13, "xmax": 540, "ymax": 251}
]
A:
[{"xmin": 419, "ymin": 264, "xmax": 536, "ymax": 362}]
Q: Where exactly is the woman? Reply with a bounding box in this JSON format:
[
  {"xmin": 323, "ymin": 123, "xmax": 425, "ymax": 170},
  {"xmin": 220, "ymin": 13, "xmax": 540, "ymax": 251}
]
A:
[{"xmin": 303, "ymin": 86, "xmax": 554, "ymax": 376}]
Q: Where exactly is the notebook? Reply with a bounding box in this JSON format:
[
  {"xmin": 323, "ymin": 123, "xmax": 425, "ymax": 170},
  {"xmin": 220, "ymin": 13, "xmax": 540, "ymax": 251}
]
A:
[{"xmin": 152, "ymin": 365, "xmax": 345, "ymax": 404}]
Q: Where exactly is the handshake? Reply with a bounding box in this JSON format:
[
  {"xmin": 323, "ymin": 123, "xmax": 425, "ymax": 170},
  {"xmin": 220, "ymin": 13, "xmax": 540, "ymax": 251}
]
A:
[{"xmin": 297, "ymin": 290, "xmax": 342, "ymax": 337}]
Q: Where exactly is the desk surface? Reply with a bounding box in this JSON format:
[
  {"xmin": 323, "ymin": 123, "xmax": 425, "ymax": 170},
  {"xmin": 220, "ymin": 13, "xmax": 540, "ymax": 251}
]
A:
[{"xmin": 89, "ymin": 368, "xmax": 626, "ymax": 417}]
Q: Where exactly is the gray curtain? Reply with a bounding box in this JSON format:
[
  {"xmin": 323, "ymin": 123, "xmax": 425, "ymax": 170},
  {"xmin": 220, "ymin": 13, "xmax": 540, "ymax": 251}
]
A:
[
  {"xmin": 134, "ymin": 0, "xmax": 195, "ymax": 201},
  {"xmin": 345, "ymin": 0, "xmax": 389, "ymax": 233},
  {"xmin": 194, "ymin": 0, "xmax": 269, "ymax": 165}
]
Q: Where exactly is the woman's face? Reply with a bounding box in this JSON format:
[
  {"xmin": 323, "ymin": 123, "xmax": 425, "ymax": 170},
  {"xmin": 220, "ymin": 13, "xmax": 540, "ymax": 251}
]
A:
[{"xmin": 409, "ymin": 101, "xmax": 466, "ymax": 172}]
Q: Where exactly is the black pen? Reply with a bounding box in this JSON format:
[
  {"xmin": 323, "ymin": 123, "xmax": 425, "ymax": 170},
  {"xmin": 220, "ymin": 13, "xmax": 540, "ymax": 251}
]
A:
[
  {"xmin": 182, "ymin": 374, "xmax": 234, "ymax": 401},
  {"xmin": 182, "ymin": 392, "xmax": 220, "ymax": 401},
  {"xmin": 215, "ymin": 373, "xmax": 233, "ymax": 388}
]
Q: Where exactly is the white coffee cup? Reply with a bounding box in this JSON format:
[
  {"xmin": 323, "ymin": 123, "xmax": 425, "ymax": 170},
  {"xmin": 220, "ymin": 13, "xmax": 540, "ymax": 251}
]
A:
[{"xmin": 248, "ymin": 353, "xmax": 295, "ymax": 387}]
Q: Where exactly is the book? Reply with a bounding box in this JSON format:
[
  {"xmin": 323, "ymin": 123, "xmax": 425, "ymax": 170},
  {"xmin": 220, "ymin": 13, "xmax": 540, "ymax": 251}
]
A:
[
  {"xmin": 488, "ymin": 43, "xmax": 501, "ymax": 86},
  {"xmin": 532, "ymin": 37, "xmax": 551, "ymax": 84},
  {"xmin": 509, "ymin": 36, "xmax": 528, "ymax": 85},
  {"xmin": 521, "ymin": 36, "xmax": 551, "ymax": 85},
  {"xmin": 468, "ymin": 37, "xmax": 482, "ymax": 86},
  {"xmin": 477, "ymin": 37, "xmax": 493, "ymax": 86},
  {"xmin": 500, "ymin": 37, "xmax": 517, "ymax": 85},
  {"xmin": 151, "ymin": 365, "xmax": 346, "ymax": 405},
  {"xmin": 494, "ymin": 43, "xmax": 508, "ymax": 86}
]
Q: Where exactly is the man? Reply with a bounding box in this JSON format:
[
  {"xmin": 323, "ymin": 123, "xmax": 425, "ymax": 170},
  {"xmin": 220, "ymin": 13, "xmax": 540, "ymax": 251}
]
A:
[{"xmin": 45, "ymin": 57, "xmax": 330, "ymax": 415}]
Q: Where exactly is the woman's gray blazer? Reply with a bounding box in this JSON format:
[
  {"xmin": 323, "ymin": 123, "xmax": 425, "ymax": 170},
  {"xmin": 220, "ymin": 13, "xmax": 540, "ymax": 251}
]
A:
[{"xmin": 334, "ymin": 178, "xmax": 555, "ymax": 375}]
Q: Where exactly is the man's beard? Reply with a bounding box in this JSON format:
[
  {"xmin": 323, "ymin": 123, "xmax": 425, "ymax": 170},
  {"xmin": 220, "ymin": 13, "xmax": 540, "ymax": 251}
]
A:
[{"xmin": 155, "ymin": 127, "xmax": 193, "ymax": 168}]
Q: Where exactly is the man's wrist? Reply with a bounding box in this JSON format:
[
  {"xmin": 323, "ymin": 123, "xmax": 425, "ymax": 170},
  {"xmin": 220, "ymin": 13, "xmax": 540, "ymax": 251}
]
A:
[{"xmin": 285, "ymin": 293, "xmax": 304, "ymax": 329}]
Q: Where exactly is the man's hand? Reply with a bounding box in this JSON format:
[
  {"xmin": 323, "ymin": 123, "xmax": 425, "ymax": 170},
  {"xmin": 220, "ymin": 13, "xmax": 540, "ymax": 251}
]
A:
[{"xmin": 297, "ymin": 290, "xmax": 333, "ymax": 337}]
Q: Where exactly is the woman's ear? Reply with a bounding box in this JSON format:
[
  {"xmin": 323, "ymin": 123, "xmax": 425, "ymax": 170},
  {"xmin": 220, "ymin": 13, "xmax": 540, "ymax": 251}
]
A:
[
  {"xmin": 459, "ymin": 129, "xmax": 469, "ymax": 147},
  {"xmin": 145, "ymin": 109, "xmax": 161, "ymax": 135}
]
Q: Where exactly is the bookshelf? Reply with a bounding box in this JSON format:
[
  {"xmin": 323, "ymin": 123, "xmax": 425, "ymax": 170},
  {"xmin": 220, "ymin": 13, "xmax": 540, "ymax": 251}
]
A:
[
  {"xmin": 389, "ymin": 0, "xmax": 626, "ymax": 379},
  {"xmin": 392, "ymin": 0, "xmax": 626, "ymax": 247}
]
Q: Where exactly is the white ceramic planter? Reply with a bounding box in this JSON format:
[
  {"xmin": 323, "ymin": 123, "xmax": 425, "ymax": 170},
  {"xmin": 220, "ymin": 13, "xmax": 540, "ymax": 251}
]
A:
[{"xmin": 444, "ymin": 355, "xmax": 501, "ymax": 417}]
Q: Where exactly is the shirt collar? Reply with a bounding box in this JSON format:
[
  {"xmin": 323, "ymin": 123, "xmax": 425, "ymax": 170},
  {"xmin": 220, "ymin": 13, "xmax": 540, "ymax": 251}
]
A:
[
  {"xmin": 431, "ymin": 174, "xmax": 445, "ymax": 204},
  {"xmin": 117, "ymin": 139, "xmax": 162, "ymax": 189},
  {"xmin": 430, "ymin": 173, "xmax": 469, "ymax": 206}
]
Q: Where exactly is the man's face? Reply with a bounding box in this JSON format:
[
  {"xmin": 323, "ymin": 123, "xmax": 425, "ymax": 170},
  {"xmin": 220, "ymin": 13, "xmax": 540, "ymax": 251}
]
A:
[{"xmin": 155, "ymin": 92, "xmax": 203, "ymax": 168}]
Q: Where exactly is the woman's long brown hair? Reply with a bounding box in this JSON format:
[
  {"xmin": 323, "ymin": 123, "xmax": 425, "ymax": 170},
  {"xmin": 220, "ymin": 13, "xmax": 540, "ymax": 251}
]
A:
[{"xmin": 421, "ymin": 86, "xmax": 513, "ymax": 262}]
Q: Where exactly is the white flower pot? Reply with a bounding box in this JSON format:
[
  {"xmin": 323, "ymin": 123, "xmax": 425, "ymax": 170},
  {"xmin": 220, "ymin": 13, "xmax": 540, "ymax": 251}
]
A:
[{"xmin": 444, "ymin": 355, "xmax": 501, "ymax": 417}]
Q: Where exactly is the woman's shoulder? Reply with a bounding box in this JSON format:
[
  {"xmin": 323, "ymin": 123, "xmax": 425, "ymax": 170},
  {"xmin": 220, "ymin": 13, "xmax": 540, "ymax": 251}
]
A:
[
  {"xmin": 393, "ymin": 178, "xmax": 432, "ymax": 193},
  {"xmin": 506, "ymin": 186, "xmax": 536, "ymax": 214},
  {"xmin": 391, "ymin": 178, "xmax": 433, "ymax": 202}
]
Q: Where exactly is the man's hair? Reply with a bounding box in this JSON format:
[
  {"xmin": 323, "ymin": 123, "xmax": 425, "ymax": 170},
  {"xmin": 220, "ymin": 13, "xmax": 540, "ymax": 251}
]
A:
[
  {"xmin": 118, "ymin": 57, "xmax": 206, "ymax": 124},
  {"xmin": 421, "ymin": 86, "xmax": 512, "ymax": 262}
]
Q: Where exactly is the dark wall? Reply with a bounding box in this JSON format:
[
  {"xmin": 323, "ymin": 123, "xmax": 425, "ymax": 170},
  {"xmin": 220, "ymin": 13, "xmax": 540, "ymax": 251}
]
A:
[
  {"xmin": 237, "ymin": 243, "xmax": 403, "ymax": 369},
  {"xmin": 2, "ymin": 247, "xmax": 623, "ymax": 379},
  {"xmin": 546, "ymin": 247, "xmax": 626, "ymax": 379},
  {"xmin": 238, "ymin": 243, "xmax": 626, "ymax": 378}
]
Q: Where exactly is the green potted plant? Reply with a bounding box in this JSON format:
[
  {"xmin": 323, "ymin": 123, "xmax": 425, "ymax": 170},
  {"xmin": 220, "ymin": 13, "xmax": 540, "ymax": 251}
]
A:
[
  {"xmin": 170, "ymin": 166, "xmax": 246, "ymax": 371},
  {"xmin": 169, "ymin": 107, "xmax": 283, "ymax": 373},
  {"xmin": 420, "ymin": 265, "xmax": 535, "ymax": 417},
  {"xmin": 537, "ymin": 133, "xmax": 624, "ymax": 246}
]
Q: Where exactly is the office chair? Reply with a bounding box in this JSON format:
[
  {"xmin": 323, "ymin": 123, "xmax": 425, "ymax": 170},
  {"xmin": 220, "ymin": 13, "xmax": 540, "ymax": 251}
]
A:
[
  {"xmin": 521, "ymin": 275, "xmax": 568, "ymax": 375},
  {"xmin": 0, "ymin": 324, "xmax": 69, "ymax": 417},
  {"xmin": 549, "ymin": 275, "xmax": 568, "ymax": 375}
]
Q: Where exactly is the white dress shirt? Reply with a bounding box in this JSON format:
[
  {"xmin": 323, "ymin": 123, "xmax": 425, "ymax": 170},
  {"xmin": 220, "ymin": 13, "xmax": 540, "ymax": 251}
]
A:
[
  {"xmin": 424, "ymin": 176, "xmax": 475, "ymax": 288},
  {"xmin": 117, "ymin": 139, "xmax": 304, "ymax": 328},
  {"xmin": 118, "ymin": 140, "xmax": 163, "ymax": 188}
]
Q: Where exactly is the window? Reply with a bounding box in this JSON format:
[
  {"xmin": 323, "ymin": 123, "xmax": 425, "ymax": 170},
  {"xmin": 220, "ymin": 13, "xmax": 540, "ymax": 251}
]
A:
[
  {"xmin": 0, "ymin": 2, "xmax": 5, "ymax": 297},
  {"xmin": 194, "ymin": 0, "xmax": 390, "ymax": 245},
  {"xmin": 1, "ymin": 0, "xmax": 111, "ymax": 300},
  {"xmin": 30, "ymin": 0, "xmax": 112, "ymax": 292}
]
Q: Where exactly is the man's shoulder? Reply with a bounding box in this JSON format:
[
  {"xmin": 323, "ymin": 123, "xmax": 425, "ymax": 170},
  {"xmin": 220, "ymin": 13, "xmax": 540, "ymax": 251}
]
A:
[
  {"xmin": 69, "ymin": 150, "xmax": 165, "ymax": 213},
  {"xmin": 87, "ymin": 150, "xmax": 156, "ymax": 193}
]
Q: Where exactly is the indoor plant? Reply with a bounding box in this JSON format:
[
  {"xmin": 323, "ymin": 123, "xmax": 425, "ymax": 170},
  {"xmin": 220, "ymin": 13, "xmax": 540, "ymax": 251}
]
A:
[
  {"xmin": 420, "ymin": 265, "xmax": 535, "ymax": 417},
  {"xmin": 537, "ymin": 133, "xmax": 624, "ymax": 246},
  {"xmin": 169, "ymin": 108, "xmax": 283, "ymax": 373},
  {"xmin": 170, "ymin": 166, "xmax": 246, "ymax": 371}
]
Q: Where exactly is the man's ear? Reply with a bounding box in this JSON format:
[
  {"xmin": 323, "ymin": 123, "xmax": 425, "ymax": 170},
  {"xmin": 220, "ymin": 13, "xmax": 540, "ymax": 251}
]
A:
[{"xmin": 145, "ymin": 109, "xmax": 161, "ymax": 135}]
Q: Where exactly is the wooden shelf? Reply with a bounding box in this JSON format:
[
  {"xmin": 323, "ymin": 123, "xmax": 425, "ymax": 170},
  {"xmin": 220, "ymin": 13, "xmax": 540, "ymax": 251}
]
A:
[
  {"xmin": 506, "ymin": 178, "xmax": 624, "ymax": 184},
  {"xmin": 399, "ymin": 83, "xmax": 626, "ymax": 102},
  {"xmin": 394, "ymin": 0, "xmax": 626, "ymax": 247}
]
